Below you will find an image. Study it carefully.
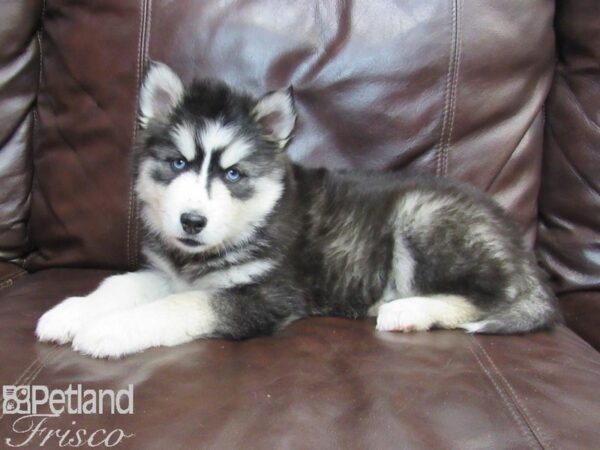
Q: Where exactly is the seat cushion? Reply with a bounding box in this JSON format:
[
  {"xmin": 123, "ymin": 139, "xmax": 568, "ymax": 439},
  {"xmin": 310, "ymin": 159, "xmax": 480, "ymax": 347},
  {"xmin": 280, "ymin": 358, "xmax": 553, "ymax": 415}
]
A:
[{"xmin": 1, "ymin": 269, "xmax": 599, "ymax": 449}]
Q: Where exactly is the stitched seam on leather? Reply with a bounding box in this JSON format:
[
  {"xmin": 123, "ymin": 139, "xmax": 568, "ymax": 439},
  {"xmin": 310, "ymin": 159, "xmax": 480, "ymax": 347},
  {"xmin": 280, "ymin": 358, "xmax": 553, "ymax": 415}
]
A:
[
  {"xmin": 19, "ymin": 349, "xmax": 63, "ymax": 387},
  {"xmin": 475, "ymin": 339, "xmax": 554, "ymax": 450},
  {"xmin": 0, "ymin": 352, "xmax": 46, "ymax": 415},
  {"xmin": 0, "ymin": 348, "xmax": 63, "ymax": 422},
  {"xmin": 37, "ymin": 0, "xmax": 46, "ymax": 89},
  {"xmin": 0, "ymin": 268, "xmax": 26, "ymax": 284},
  {"xmin": 0, "ymin": 359, "xmax": 40, "ymax": 421},
  {"xmin": 7, "ymin": 358, "xmax": 40, "ymax": 388},
  {"xmin": 31, "ymin": 0, "xmax": 45, "ymax": 138},
  {"xmin": 24, "ymin": 0, "xmax": 47, "ymax": 269},
  {"xmin": 144, "ymin": 0, "xmax": 153, "ymax": 59},
  {"xmin": 32, "ymin": 0, "xmax": 46, "ymax": 129},
  {"xmin": 125, "ymin": 0, "xmax": 143, "ymax": 270},
  {"xmin": 469, "ymin": 339, "xmax": 542, "ymax": 449},
  {"xmin": 0, "ymin": 270, "xmax": 27, "ymax": 291},
  {"xmin": 135, "ymin": 0, "xmax": 152, "ymax": 266},
  {"xmin": 127, "ymin": 0, "xmax": 151, "ymax": 270},
  {"xmin": 136, "ymin": 0, "xmax": 153, "ymax": 268},
  {"xmin": 435, "ymin": 0, "xmax": 458, "ymax": 177},
  {"xmin": 443, "ymin": 0, "xmax": 462, "ymax": 175}
]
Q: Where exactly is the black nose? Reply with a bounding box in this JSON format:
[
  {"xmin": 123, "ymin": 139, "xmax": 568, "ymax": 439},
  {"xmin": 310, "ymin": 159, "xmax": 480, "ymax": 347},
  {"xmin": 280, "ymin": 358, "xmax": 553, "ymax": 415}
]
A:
[{"xmin": 180, "ymin": 213, "xmax": 207, "ymax": 235}]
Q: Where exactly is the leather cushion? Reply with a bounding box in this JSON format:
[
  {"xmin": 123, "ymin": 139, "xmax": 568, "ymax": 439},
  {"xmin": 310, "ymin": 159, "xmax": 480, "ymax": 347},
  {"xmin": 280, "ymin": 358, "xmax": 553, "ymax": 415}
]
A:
[
  {"xmin": 0, "ymin": 0, "xmax": 40, "ymax": 261},
  {"xmin": 1, "ymin": 269, "xmax": 599, "ymax": 449},
  {"xmin": 560, "ymin": 291, "xmax": 600, "ymax": 351},
  {"xmin": 537, "ymin": 0, "xmax": 600, "ymax": 295}
]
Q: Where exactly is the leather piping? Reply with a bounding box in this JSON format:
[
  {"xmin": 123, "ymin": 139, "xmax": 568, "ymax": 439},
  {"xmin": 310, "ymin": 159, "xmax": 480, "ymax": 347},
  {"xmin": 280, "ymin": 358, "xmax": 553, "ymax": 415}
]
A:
[
  {"xmin": 436, "ymin": 0, "xmax": 462, "ymax": 177},
  {"xmin": 126, "ymin": 0, "xmax": 152, "ymax": 271}
]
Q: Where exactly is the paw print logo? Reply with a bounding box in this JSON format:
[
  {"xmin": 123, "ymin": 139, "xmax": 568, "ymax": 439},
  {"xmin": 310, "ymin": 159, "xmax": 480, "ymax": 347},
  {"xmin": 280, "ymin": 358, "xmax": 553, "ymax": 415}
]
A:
[{"xmin": 2, "ymin": 386, "xmax": 31, "ymax": 414}]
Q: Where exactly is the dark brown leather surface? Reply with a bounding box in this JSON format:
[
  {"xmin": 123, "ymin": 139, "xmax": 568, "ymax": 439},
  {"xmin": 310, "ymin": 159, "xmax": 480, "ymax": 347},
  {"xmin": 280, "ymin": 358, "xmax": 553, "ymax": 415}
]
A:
[
  {"xmin": 25, "ymin": 0, "xmax": 555, "ymax": 271},
  {"xmin": 0, "ymin": 261, "xmax": 27, "ymax": 291},
  {"xmin": 1, "ymin": 269, "xmax": 599, "ymax": 449},
  {"xmin": 0, "ymin": 0, "xmax": 40, "ymax": 262},
  {"xmin": 560, "ymin": 291, "xmax": 600, "ymax": 351},
  {"xmin": 25, "ymin": 1, "xmax": 144, "ymax": 271},
  {"xmin": 2, "ymin": 1, "xmax": 600, "ymax": 447},
  {"xmin": 537, "ymin": 0, "xmax": 600, "ymax": 295},
  {"xmin": 0, "ymin": 269, "xmax": 113, "ymax": 387},
  {"xmin": 536, "ymin": 0, "xmax": 600, "ymax": 345}
]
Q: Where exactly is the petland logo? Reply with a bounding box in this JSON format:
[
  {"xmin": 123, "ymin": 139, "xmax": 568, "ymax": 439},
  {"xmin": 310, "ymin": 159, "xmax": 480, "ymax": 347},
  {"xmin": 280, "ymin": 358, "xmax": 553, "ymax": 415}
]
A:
[{"xmin": 2, "ymin": 384, "xmax": 135, "ymax": 447}]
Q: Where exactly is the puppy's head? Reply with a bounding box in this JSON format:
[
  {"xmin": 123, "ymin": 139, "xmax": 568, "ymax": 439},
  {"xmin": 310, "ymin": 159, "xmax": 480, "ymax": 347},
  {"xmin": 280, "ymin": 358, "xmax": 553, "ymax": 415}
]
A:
[{"xmin": 134, "ymin": 62, "xmax": 296, "ymax": 253}]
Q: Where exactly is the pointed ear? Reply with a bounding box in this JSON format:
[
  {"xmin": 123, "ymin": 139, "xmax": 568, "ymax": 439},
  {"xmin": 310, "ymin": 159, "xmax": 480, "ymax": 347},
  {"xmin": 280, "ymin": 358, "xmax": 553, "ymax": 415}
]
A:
[
  {"xmin": 139, "ymin": 61, "xmax": 184, "ymax": 127},
  {"xmin": 252, "ymin": 87, "xmax": 297, "ymax": 148}
]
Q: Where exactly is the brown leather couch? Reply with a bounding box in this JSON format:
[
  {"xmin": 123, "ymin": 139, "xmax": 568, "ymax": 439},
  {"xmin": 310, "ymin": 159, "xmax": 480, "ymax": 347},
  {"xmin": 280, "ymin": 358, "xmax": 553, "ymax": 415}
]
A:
[{"xmin": 1, "ymin": 1, "xmax": 599, "ymax": 448}]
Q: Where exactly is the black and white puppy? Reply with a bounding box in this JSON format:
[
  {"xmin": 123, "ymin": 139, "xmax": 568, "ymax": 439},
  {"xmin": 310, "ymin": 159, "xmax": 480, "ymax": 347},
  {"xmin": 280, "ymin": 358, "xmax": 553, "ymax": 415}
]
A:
[{"xmin": 36, "ymin": 62, "xmax": 560, "ymax": 358}]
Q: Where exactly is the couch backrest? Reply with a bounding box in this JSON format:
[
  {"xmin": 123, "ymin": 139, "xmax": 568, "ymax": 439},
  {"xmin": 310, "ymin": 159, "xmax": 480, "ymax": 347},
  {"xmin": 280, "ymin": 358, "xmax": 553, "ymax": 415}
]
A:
[{"xmin": 1, "ymin": 0, "xmax": 556, "ymax": 272}]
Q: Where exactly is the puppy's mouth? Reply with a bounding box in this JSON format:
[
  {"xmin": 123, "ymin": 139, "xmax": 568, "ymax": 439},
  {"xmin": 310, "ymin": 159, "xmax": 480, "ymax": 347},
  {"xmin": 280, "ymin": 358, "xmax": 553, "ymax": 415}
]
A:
[{"xmin": 177, "ymin": 238, "xmax": 202, "ymax": 248}]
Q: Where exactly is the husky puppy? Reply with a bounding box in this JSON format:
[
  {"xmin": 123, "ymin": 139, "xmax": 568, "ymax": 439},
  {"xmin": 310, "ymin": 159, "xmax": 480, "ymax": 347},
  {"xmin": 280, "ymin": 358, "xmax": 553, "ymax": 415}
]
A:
[{"xmin": 36, "ymin": 62, "xmax": 559, "ymax": 358}]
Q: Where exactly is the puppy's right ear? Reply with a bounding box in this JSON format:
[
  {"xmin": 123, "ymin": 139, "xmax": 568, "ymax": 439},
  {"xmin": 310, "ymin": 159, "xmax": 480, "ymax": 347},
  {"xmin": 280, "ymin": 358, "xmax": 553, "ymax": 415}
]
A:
[{"xmin": 139, "ymin": 61, "xmax": 184, "ymax": 127}]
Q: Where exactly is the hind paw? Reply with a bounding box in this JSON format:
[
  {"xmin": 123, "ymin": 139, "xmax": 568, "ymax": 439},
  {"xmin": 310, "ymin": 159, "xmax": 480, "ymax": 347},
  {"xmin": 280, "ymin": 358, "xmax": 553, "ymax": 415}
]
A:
[{"xmin": 375, "ymin": 299, "xmax": 434, "ymax": 332}]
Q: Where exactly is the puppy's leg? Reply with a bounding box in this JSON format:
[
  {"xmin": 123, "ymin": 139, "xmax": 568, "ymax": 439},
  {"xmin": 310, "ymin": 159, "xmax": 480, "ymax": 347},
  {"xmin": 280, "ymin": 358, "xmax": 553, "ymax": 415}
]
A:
[
  {"xmin": 375, "ymin": 295, "xmax": 480, "ymax": 332},
  {"xmin": 36, "ymin": 271, "xmax": 171, "ymax": 344},
  {"xmin": 71, "ymin": 291, "xmax": 217, "ymax": 358},
  {"xmin": 71, "ymin": 286, "xmax": 304, "ymax": 358}
]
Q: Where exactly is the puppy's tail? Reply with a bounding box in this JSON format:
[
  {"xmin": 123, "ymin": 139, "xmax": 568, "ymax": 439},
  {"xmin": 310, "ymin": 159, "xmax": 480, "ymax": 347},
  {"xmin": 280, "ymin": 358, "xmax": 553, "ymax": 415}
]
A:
[{"xmin": 462, "ymin": 267, "xmax": 561, "ymax": 335}]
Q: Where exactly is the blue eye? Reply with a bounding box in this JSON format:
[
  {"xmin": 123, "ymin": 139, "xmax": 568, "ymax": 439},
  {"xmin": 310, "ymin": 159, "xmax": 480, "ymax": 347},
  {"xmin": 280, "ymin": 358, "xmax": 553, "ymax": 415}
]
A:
[
  {"xmin": 224, "ymin": 168, "xmax": 242, "ymax": 183},
  {"xmin": 171, "ymin": 159, "xmax": 187, "ymax": 172}
]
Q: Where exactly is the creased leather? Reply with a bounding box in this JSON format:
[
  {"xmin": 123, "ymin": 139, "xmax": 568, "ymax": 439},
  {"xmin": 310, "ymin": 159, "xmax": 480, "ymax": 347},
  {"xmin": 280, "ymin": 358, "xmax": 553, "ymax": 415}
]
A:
[
  {"xmin": 23, "ymin": 0, "xmax": 556, "ymax": 270},
  {"xmin": 1, "ymin": 1, "xmax": 599, "ymax": 446},
  {"xmin": 25, "ymin": 0, "xmax": 145, "ymax": 271},
  {"xmin": 560, "ymin": 291, "xmax": 600, "ymax": 351},
  {"xmin": 536, "ymin": 0, "xmax": 600, "ymax": 343},
  {"xmin": 0, "ymin": 0, "xmax": 41, "ymax": 261}
]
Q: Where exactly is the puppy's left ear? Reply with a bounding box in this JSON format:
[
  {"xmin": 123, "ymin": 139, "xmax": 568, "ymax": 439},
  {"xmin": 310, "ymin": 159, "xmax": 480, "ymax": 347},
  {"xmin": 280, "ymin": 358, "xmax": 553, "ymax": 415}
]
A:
[{"xmin": 253, "ymin": 87, "xmax": 297, "ymax": 149}]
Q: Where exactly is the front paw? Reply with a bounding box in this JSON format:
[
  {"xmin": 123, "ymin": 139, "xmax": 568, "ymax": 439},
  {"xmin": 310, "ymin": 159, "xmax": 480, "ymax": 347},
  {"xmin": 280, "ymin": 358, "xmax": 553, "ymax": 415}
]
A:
[
  {"xmin": 71, "ymin": 314, "xmax": 147, "ymax": 359},
  {"xmin": 36, "ymin": 297, "xmax": 90, "ymax": 344}
]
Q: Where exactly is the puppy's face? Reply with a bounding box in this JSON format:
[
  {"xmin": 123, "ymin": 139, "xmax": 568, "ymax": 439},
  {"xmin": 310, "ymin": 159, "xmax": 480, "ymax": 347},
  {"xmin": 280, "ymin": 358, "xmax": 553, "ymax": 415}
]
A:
[{"xmin": 134, "ymin": 63, "xmax": 296, "ymax": 253}]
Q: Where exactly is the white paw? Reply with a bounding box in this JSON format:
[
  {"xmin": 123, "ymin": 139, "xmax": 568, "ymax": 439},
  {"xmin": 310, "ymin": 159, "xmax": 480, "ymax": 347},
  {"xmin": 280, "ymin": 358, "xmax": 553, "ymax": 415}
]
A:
[
  {"xmin": 71, "ymin": 313, "xmax": 146, "ymax": 359},
  {"xmin": 376, "ymin": 300, "xmax": 435, "ymax": 332},
  {"xmin": 36, "ymin": 297, "xmax": 92, "ymax": 344}
]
